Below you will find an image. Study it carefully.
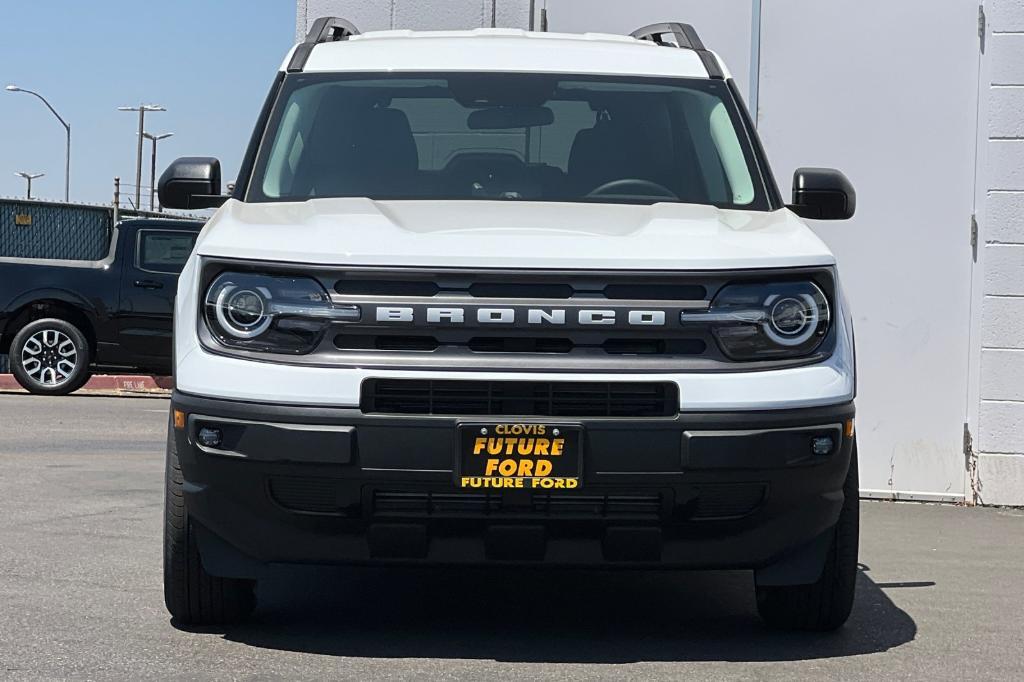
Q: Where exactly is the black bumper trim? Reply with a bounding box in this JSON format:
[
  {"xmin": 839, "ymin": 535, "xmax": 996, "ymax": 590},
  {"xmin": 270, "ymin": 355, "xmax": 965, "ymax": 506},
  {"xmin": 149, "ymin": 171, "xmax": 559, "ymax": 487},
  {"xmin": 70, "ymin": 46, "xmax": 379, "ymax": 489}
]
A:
[
  {"xmin": 188, "ymin": 413, "xmax": 354, "ymax": 464},
  {"xmin": 170, "ymin": 390, "xmax": 855, "ymax": 575}
]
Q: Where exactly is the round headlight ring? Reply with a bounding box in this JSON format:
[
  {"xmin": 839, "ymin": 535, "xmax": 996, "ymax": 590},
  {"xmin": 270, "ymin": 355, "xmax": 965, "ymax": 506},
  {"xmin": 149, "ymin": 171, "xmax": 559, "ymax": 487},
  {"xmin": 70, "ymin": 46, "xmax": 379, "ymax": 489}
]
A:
[
  {"xmin": 226, "ymin": 289, "xmax": 265, "ymax": 327},
  {"xmin": 769, "ymin": 296, "xmax": 809, "ymax": 335},
  {"xmin": 763, "ymin": 291, "xmax": 823, "ymax": 347},
  {"xmin": 215, "ymin": 285, "xmax": 272, "ymax": 339}
]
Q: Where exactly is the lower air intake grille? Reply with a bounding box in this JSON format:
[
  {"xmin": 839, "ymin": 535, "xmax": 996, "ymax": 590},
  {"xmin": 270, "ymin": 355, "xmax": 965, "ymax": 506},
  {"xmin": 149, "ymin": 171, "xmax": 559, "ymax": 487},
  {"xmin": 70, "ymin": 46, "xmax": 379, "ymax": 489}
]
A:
[
  {"xmin": 532, "ymin": 494, "xmax": 662, "ymax": 518},
  {"xmin": 268, "ymin": 477, "xmax": 339, "ymax": 514},
  {"xmin": 361, "ymin": 379, "xmax": 678, "ymax": 417},
  {"xmin": 373, "ymin": 490, "xmax": 663, "ymax": 520}
]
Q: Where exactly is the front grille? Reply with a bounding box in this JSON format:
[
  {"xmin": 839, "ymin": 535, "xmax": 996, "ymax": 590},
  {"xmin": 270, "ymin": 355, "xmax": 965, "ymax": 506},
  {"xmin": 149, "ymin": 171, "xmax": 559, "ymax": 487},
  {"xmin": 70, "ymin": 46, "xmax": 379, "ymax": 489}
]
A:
[
  {"xmin": 336, "ymin": 334, "xmax": 440, "ymax": 351},
  {"xmin": 335, "ymin": 334, "xmax": 707, "ymax": 356},
  {"xmin": 334, "ymin": 278, "xmax": 706, "ymax": 301},
  {"xmin": 373, "ymin": 490, "xmax": 663, "ymax": 520},
  {"xmin": 361, "ymin": 379, "xmax": 679, "ymax": 417},
  {"xmin": 334, "ymin": 279, "xmax": 440, "ymax": 297},
  {"xmin": 322, "ymin": 268, "xmax": 744, "ymax": 371},
  {"xmin": 200, "ymin": 263, "xmax": 837, "ymax": 372},
  {"xmin": 467, "ymin": 337, "xmax": 574, "ymax": 353}
]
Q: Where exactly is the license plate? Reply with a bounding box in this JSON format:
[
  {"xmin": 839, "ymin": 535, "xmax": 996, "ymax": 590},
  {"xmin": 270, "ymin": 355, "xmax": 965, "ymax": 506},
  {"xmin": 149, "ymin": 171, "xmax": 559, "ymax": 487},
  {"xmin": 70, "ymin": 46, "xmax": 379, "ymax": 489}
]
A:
[{"xmin": 457, "ymin": 423, "xmax": 582, "ymax": 490}]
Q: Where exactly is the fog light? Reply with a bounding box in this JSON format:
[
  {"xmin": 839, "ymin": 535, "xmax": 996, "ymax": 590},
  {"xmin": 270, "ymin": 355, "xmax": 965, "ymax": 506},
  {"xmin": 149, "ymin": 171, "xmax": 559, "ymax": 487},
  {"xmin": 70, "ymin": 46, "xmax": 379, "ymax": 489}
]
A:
[
  {"xmin": 811, "ymin": 435, "xmax": 834, "ymax": 456},
  {"xmin": 197, "ymin": 426, "xmax": 223, "ymax": 448}
]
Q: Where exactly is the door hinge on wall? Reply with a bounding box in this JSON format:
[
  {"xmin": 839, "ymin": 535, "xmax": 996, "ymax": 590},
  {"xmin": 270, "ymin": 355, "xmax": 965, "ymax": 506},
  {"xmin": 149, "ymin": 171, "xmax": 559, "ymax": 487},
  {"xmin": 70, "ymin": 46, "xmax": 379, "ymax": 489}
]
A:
[
  {"xmin": 979, "ymin": 5, "xmax": 986, "ymax": 52},
  {"xmin": 970, "ymin": 213, "xmax": 979, "ymax": 260}
]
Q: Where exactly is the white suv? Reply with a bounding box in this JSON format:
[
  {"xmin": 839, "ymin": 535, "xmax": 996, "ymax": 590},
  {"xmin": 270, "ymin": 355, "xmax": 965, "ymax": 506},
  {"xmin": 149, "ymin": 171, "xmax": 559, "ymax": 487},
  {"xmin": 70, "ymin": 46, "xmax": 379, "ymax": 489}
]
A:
[{"xmin": 159, "ymin": 19, "xmax": 859, "ymax": 630}]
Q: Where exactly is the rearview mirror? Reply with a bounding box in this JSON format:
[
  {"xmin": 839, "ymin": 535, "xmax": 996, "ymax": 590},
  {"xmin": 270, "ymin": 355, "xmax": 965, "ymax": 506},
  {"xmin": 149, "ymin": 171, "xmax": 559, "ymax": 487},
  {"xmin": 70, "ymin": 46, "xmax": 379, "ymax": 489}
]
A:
[
  {"xmin": 788, "ymin": 168, "xmax": 855, "ymax": 220},
  {"xmin": 468, "ymin": 106, "xmax": 554, "ymax": 130},
  {"xmin": 158, "ymin": 157, "xmax": 226, "ymax": 210}
]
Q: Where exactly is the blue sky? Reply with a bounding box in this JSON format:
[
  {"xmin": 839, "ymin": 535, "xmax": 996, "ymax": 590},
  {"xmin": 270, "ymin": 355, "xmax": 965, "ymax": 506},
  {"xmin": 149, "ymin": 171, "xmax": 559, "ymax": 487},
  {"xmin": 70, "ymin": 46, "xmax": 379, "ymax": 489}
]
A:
[{"xmin": 0, "ymin": 1, "xmax": 295, "ymax": 205}]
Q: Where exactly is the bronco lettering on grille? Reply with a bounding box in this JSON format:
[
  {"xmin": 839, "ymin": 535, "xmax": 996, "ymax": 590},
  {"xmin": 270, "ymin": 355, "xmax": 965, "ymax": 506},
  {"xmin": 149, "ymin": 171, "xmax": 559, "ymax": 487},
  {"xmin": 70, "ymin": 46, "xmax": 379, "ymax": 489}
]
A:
[{"xmin": 374, "ymin": 306, "xmax": 670, "ymax": 327}]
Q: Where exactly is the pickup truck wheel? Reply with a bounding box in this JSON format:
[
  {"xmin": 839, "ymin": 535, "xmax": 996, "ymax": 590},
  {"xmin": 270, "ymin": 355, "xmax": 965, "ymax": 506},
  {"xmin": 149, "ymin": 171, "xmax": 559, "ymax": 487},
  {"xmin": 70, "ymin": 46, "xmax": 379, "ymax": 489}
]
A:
[
  {"xmin": 10, "ymin": 318, "xmax": 92, "ymax": 396},
  {"xmin": 755, "ymin": 441, "xmax": 859, "ymax": 631},
  {"xmin": 164, "ymin": 424, "xmax": 256, "ymax": 625}
]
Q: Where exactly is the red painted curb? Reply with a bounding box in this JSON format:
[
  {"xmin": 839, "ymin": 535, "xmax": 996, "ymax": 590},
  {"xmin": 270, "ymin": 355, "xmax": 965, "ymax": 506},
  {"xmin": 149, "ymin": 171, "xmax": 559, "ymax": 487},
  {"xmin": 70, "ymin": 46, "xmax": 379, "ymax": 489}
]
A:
[{"xmin": 0, "ymin": 374, "xmax": 172, "ymax": 392}]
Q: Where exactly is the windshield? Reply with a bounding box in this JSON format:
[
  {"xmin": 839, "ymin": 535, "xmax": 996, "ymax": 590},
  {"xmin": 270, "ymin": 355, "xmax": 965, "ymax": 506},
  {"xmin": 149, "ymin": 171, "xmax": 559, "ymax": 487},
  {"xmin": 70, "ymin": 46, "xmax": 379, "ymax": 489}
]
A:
[{"xmin": 247, "ymin": 72, "xmax": 769, "ymax": 209}]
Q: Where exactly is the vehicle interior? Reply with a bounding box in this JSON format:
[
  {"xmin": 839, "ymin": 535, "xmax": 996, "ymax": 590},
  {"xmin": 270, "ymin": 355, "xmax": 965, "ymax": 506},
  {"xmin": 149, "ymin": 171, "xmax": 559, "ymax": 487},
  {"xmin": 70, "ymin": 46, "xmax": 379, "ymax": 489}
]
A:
[{"xmin": 256, "ymin": 73, "xmax": 760, "ymax": 208}]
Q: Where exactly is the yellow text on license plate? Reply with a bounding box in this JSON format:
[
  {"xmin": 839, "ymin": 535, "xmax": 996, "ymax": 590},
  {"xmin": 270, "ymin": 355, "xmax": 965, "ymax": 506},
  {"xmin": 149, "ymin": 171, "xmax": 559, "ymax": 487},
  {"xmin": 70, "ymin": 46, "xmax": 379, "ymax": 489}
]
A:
[{"xmin": 459, "ymin": 423, "xmax": 579, "ymax": 489}]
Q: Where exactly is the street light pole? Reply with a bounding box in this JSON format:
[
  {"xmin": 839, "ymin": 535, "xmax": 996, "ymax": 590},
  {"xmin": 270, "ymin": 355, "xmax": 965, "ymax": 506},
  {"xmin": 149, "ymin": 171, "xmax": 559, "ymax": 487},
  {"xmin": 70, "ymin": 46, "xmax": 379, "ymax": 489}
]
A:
[
  {"xmin": 141, "ymin": 132, "xmax": 173, "ymax": 211},
  {"xmin": 14, "ymin": 172, "xmax": 44, "ymax": 200},
  {"xmin": 6, "ymin": 85, "xmax": 71, "ymax": 202},
  {"xmin": 118, "ymin": 104, "xmax": 165, "ymax": 208}
]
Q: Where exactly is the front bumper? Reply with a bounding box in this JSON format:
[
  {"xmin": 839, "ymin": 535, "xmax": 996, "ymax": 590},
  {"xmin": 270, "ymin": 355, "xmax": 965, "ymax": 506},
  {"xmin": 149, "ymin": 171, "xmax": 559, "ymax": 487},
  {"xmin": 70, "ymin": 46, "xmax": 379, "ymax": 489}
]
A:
[{"xmin": 171, "ymin": 390, "xmax": 855, "ymax": 577}]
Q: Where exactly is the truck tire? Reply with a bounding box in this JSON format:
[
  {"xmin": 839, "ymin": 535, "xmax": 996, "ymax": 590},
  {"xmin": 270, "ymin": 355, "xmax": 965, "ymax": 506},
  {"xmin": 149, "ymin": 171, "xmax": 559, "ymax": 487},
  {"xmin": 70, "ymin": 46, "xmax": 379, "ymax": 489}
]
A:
[
  {"xmin": 164, "ymin": 425, "xmax": 256, "ymax": 624},
  {"xmin": 755, "ymin": 441, "xmax": 859, "ymax": 631},
  {"xmin": 10, "ymin": 318, "xmax": 92, "ymax": 396}
]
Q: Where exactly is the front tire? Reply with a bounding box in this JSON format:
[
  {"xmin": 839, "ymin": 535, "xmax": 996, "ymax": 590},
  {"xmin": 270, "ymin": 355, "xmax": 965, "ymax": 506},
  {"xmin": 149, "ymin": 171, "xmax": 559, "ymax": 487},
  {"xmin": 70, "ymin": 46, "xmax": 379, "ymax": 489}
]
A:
[
  {"xmin": 10, "ymin": 318, "xmax": 92, "ymax": 395},
  {"xmin": 164, "ymin": 425, "xmax": 256, "ymax": 624},
  {"xmin": 755, "ymin": 441, "xmax": 860, "ymax": 631}
]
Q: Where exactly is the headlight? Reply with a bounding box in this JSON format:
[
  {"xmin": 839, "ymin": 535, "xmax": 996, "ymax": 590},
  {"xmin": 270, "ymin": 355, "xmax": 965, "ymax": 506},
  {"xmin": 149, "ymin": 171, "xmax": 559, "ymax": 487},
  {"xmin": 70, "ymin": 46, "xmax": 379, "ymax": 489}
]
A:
[
  {"xmin": 204, "ymin": 272, "xmax": 359, "ymax": 354},
  {"xmin": 682, "ymin": 281, "xmax": 830, "ymax": 360}
]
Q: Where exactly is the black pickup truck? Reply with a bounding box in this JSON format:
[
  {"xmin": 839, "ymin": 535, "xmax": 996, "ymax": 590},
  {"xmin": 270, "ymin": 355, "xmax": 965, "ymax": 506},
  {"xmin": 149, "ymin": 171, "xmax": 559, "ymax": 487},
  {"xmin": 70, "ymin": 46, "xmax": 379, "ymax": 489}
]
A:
[{"xmin": 0, "ymin": 218, "xmax": 203, "ymax": 395}]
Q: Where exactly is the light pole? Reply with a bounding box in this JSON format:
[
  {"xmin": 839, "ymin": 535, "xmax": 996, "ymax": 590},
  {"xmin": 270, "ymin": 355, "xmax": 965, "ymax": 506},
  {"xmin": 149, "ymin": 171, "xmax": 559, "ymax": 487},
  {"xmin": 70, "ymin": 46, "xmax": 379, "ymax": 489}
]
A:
[
  {"xmin": 6, "ymin": 85, "xmax": 71, "ymax": 202},
  {"xmin": 118, "ymin": 104, "xmax": 165, "ymax": 208},
  {"xmin": 141, "ymin": 132, "xmax": 173, "ymax": 211},
  {"xmin": 14, "ymin": 172, "xmax": 44, "ymax": 200}
]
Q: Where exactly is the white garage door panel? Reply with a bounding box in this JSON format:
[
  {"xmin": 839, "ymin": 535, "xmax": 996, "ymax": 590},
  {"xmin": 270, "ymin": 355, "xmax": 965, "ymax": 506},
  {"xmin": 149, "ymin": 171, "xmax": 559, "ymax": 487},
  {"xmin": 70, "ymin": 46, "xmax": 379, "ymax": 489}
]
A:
[
  {"xmin": 758, "ymin": 0, "xmax": 979, "ymax": 498},
  {"xmin": 545, "ymin": 0, "xmax": 755, "ymax": 101}
]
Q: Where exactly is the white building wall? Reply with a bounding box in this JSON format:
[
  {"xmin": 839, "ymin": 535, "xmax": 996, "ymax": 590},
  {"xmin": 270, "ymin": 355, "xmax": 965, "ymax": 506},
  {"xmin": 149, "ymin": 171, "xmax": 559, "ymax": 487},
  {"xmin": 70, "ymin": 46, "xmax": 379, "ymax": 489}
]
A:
[
  {"xmin": 542, "ymin": 0, "xmax": 757, "ymax": 112},
  {"xmin": 296, "ymin": 0, "xmax": 531, "ymax": 39},
  {"xmin": 756, "ymin": 0, "xmax": 981, "ymax": 503},
  {"xmin": 977, "ymin": 0, "xmax": 1024, "ymax": 505}
]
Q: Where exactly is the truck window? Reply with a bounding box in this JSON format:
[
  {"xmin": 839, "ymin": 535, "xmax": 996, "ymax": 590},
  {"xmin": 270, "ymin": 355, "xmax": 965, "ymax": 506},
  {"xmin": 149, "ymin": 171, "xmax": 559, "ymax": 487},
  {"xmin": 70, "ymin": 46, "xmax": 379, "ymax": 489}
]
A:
[
  {"xmin": 249, "ymin": 72, "xmax": 768, "ymax": 209},
  {"xmin": 137, "ymin": 230, "xmax": 198, "ymax": 274}
]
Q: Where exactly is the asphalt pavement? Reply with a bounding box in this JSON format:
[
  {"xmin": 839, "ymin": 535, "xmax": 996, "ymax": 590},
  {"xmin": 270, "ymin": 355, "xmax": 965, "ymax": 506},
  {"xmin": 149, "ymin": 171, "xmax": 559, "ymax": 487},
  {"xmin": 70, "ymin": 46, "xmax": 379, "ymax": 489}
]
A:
[{"xmin": 0, "ymin": 393, "xmax": 1022, "ymax": 680}]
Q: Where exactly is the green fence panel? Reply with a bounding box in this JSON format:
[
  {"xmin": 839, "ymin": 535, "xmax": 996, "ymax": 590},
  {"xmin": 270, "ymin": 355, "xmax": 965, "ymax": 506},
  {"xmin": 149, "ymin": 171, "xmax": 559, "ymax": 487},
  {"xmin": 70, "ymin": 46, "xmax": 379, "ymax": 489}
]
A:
[{"xmin": 0, "ymin": 199, "xmax": 113, "ymax": 260}]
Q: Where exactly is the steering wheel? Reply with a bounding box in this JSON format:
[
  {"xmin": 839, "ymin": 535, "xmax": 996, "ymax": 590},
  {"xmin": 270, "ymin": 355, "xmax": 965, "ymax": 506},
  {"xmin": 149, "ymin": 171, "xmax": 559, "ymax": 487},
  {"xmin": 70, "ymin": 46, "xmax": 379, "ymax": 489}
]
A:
[{"xmin": 585, "ymin": 178, "xmax": 678, "ymax": 199}]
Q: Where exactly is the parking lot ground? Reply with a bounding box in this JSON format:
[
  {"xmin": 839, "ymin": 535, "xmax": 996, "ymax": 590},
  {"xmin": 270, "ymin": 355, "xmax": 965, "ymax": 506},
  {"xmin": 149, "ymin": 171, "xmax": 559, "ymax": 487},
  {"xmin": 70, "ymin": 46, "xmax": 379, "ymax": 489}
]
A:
[{"xmin": 0, "ymin": 393, "xmax": 1022, "ymax": 680}]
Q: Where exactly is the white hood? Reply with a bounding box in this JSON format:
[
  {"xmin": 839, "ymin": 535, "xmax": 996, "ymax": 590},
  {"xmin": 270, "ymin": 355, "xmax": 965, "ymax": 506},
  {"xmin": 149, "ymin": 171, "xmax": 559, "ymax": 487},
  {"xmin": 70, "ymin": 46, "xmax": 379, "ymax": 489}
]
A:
[{"xmin": 195, "ymin": 198, "xmax": 834, "ymax": 270}]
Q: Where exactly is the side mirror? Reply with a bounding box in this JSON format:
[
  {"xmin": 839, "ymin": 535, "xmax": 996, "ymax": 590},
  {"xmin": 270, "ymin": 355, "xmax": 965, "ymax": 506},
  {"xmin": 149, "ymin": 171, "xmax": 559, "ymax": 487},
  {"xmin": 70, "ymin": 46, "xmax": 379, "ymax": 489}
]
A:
[
  {"xmin": 158, "ymin": 157, "xmax": 227, "ymax": 210},
  {"xmin": 788, "ymin": 168, "xmax": 855, "ymax": 220}
]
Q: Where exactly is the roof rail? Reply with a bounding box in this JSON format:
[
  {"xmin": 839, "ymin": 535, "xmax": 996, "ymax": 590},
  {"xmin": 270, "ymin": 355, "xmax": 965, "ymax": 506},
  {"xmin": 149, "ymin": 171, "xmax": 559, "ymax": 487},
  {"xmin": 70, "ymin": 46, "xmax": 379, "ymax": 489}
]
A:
[
  {"xmin": 630, "ymin": 22, "xmax": 724, "ymax": 79},
  {"xmin": 287, "ymin": 16, "xmax": 360, "ymax": 73}
]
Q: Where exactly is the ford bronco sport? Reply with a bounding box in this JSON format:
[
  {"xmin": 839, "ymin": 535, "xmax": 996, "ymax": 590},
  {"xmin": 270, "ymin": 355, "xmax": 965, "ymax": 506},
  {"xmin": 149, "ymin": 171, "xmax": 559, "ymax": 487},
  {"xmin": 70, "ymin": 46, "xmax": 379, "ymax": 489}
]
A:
[{"xmin": 159, "ymin": 19, "xmax": 859, "ymax": 631}]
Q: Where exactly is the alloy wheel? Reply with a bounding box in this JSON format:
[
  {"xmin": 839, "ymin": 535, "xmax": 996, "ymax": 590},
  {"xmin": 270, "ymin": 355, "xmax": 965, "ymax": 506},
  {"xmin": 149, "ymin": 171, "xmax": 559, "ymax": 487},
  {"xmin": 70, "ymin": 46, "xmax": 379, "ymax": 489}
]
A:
[{"xmin": 21, "ymin": 329, "xmax": 78, "ymax": 387}]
